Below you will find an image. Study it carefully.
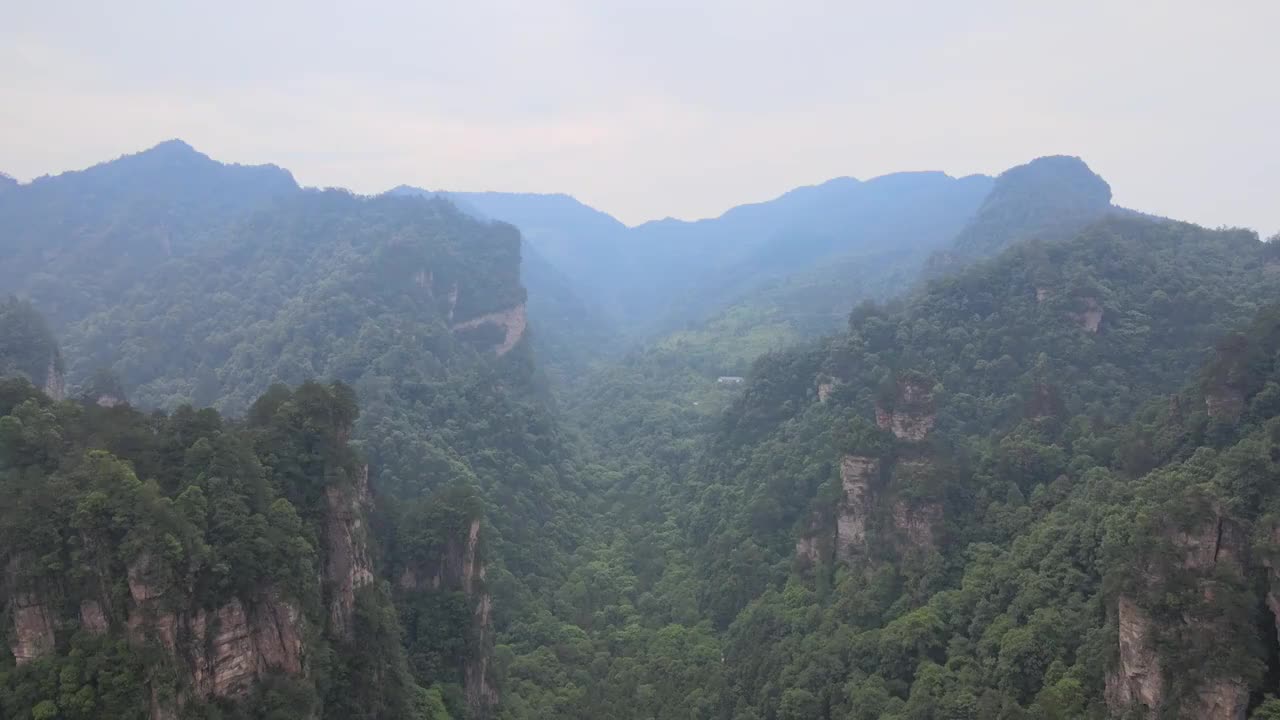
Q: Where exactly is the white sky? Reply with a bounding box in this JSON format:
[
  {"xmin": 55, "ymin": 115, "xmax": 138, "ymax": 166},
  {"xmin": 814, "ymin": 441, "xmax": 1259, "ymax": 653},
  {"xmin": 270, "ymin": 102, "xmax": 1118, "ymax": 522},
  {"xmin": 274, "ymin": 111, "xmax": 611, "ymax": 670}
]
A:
[{"xmin": 1, "ymin": 0, "xmax": 1276, "ymax": 234}]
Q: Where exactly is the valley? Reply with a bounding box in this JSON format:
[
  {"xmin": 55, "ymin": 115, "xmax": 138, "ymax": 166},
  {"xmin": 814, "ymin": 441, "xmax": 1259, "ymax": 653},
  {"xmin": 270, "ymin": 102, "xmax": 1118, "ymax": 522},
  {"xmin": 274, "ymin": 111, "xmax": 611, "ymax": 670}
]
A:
[{"xmin": 3, "ymin": 141, "xmax": 1280, "ymax": 720}]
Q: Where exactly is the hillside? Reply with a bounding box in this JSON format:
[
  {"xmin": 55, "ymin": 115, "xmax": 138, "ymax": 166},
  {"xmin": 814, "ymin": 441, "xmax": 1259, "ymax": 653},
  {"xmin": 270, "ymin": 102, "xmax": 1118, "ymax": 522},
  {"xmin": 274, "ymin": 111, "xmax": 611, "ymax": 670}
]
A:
[
  {"xmin": 676, "ymin": 215, "xmax": 1280, "ymax": 718},
  {"xmin": 6, "ymin": 141, "xmax": 1280, "ymax": 720},
  {"xmin": 0, "ymin": 144, "xmax": 586, "ymax": 720}
]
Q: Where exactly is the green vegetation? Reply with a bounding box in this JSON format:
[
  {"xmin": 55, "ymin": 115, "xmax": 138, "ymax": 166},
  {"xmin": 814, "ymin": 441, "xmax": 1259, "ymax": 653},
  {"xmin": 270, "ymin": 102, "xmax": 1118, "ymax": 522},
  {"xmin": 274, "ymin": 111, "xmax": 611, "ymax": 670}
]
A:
[{"xmin": 5, "ymin": 141, "xmax": 1280, "ymax": 719}]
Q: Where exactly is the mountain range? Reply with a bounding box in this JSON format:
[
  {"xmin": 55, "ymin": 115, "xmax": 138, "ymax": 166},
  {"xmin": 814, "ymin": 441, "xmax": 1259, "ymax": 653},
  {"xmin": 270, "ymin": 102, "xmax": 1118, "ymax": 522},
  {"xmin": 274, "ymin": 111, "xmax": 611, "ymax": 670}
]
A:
[{"xmin": 2, "ymin": 140, "xmax": 1277, "ymax": 720}]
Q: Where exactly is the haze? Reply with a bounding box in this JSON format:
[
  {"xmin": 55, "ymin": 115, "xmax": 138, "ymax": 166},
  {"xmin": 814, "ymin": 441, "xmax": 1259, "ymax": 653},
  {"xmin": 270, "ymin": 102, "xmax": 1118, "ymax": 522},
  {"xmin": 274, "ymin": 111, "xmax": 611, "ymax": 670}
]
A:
[{"xmin": 2, "ymin": 0, "xmax": 1277, "ymax": 235}]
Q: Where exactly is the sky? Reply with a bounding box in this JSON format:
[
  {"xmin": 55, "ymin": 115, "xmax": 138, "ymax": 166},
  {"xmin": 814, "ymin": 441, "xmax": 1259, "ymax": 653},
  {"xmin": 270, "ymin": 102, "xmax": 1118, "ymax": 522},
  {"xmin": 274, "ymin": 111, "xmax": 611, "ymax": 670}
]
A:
[{"xmin": 1, "ymin": 0, "xmax": 1277, "ymax": 234}]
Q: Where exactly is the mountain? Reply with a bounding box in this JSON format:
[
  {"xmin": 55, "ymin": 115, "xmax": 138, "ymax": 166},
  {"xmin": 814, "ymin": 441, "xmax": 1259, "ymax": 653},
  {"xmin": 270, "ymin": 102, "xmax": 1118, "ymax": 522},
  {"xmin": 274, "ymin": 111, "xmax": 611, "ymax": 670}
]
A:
[
  {"xmin": 0, "ymin": 297, "xmax": 65, "ymax": 400},
  {"xmin": 385, "ymin": 186, "xmax": 622, "ymax": 376},
  {"xmin": 928, "ymin": 155, "xmax": 1122, "ymax": 273},
  {"xmin": 0, "ymin": 140, "xmax": 297, "ymax": 326},
  {"xmin": 0, "ymin": 375, "xmax": 438, "ymax": 719},
  {"xmin": 8, "ymin": 139, "xmax": 1280, "ymax": 720},
  {"xmin": 0, "ymin": 143, "xmax": 586, "ymax": 720},
  {"xmin": 673, "ymin": 214, "xmax": 1279, "ymax": 718}
]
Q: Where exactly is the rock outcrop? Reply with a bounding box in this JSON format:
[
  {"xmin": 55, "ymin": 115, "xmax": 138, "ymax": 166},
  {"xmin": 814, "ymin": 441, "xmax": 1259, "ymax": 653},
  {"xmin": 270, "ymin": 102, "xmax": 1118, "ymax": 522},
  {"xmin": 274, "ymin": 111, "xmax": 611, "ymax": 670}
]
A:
[
  {"xmin": 817, "ymin": 376, "xmax": 841, "ymax": 403},
  {"xmin": 398, "ymin": 516, "xmax": 497, "ymax": 718},
  {"xmin": 1070, "ymin": 296, "xmax": 1103, "ymax": 333},
  {"xmin": 451, "ymin": 303, "xmax": 528, "ymax": 357},
  {"xmin": 188, "ymin": 594, "xmax": 305, "ymax": 698},
  {"xmin": 9, "ymin": 590, "xmax": 55, "ymax": 664},
  {"xmin": 875, "ymin": 377, "xmax": 936, "ymax": 441},
  {"xmin": 324, "ymin": 464, "xmax": 375, "ymax": 640},
  {"xmin": 795, "ymin": 513, "xmax": 824, "ymax": 566},
  {"xmin": 79, "ymin": 599, "xmax": 108, "ymax": 634},
  {"xmin": 836, "ymin": 455, "xmax": 878, "ymax": 562},
  {"xmin": 1106, "ymin": 595, "xmax": 1164, "ymax": 716},
  {"xmin": 891, "ymin": 499, "xmax": 942, "ymax": 551},
  {"xmin": 44, "ymin": 358, "xmax": 65, "ymax": 401},
  {"xmin": 1107, "ymin": 510, "xmax": 1250, "ymax": 719},
  {"xmin": 1205, "ymin": 386, "xmax": 1244, "ymax": 421}
]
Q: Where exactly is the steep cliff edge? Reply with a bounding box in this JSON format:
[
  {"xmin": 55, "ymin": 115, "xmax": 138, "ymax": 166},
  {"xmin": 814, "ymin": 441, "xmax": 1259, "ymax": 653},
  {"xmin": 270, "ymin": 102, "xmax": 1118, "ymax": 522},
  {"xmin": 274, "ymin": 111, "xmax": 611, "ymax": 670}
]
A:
[
  {"xmin": 0, "ymin": 381, "xmax": 429, "ymax": 719},
  {"xmin": 398, "ymin": 516, "xmax": 496, "ymax": 718},
  {"xmin": 802, "ymin": 374, "xmax": 944, "ymax": 572},
  {"xmin": 1107, "ymin": 508, "xmax": 1251, "ymax": 720},
  {"xmin": 325, "ymin": 464, "xmax": 375, "ymax": 640}
]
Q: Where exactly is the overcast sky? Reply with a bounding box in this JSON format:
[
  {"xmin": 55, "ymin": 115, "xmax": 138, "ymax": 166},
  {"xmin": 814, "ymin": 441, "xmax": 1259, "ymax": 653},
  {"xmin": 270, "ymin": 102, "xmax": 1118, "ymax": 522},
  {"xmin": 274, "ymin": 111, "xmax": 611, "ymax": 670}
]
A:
[{"xmin": 2, "ymin": 1, "xmax": 1276, "ymax": 234}]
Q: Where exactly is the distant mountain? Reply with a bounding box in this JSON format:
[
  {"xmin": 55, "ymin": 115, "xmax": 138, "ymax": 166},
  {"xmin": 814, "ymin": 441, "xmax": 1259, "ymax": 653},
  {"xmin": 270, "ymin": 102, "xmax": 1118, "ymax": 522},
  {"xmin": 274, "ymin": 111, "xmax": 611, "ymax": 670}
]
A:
[
  {"xmin": 649, "ymin": 171, "xmax": 994, "ymax": 332},
  {"xmin": 927, "ymin": 155, "xmax": 1120, "ymax": 273},
  {"xmin": 386, "ymin": 186, "xmax": 623, "ymax": 373},
  {"xmin": 412, "ymin": 171, "xmax": 995, "ymax": 349},
  {"xmin": 0, "ymin": 140, "xmax": 297, "ymax": 324}
]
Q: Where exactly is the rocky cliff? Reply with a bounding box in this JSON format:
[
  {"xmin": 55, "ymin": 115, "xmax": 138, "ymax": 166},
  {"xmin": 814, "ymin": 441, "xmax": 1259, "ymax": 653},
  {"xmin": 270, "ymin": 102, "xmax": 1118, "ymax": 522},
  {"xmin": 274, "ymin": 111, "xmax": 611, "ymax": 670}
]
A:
[
  {"xmin": 325, "ymin": 464, "xmax": 375, "ymax": 640},
  {"xmin": 1107, "ymin": 508, "xmax": 1251, "ymax": 720},
  {"xmin": 875, "ymin": 376, "xmax": 936, "ymax": 441},
  {"xmin": 398, "ymin": 516, "xmax": 497, "ymax": 718},
  {"xmin": 452, "ymin": 302, "xmax": 528, "ymax": 357}
]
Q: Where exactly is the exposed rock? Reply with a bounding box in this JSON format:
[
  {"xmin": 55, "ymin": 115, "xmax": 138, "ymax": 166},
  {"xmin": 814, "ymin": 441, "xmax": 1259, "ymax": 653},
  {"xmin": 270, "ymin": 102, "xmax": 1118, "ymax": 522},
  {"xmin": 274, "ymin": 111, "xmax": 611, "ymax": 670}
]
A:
[
  {"xmin": 1187, "ymin": 679, "xmax": 1248, "ymax": 720},
  {"xmin": 126, "ymin": 554, "xmax": 179, "ymax": 653},
  {"xmin": 1107, "ymin": 510, "xmax": 1249, "ymax": 719},
  {"xmin": 461, "ymin": 518, "xmax": 496, "ymax": 719},
  {"xmin": 466, "ymin": 590, "xmax": 497, "ymax": 719},
  {"xmin": 891, "ymin": 498, "xmax": 942, "ymax": 551},
  {"xmin": 875, "ymin": 377, "xmax": 936, "ymax": 441},
  {"xmin": 397, "ymin": 515, "xmax": 495, "ymax": 718},
  {"xmin": 1106, "ymin": 595, "xmax": 1163, "ymax": 717},
  {"xmin": 1070, "ymin": 297, "xmax": 1103, "ymax": 333},
  {"xmin": 44, "ymin": 358, "xmax": 65, "ymax": 401},
  {"xmin": 1205, "ymin": 387, "xmax": 1244, "ymax": 421},
  {"xmin": 189, "ymin": 593, "xmax": 305, "ymax": 699},
  {"xmin": 324, "ymin": 464, "xmax": 374, "ymax": 640},
  {"xmin": 96, "ymin": 394, "xmax": 124, "ymax": 408},
  {"xmin": 447, "ymin": 284, "xmax": 459, "ymax": 323},
  {"xmin": 817, "ymin": 382, "xmax": 835, "ymax": 403},
  {"xmin": 1035, "ymin": 287, "xmax": 1051, "ymax": 302},
  {"xmin": 80, "ymin": 599, "xmax": 109, "ymax": 634},
  {"xmin": 794, "ymin": 513, "xmax": 824, "ymax": 566},
  {"xmin": 836, "ymin": 455, "xmax": 879, "ymax": 561},
  {"xmin": 452, "ymin": 303, "xmax": 527, "ymax": 356},
  {"xmin": 9, "ymin": 591, "xmax": 55, "ymax": 664},
  {"xmin": 414, "ymin": 269, "xmax": 433, "ymax": 290},
  {"xmin": 817, "ymin": 376, "xmax": 842, "ymax": 403}
]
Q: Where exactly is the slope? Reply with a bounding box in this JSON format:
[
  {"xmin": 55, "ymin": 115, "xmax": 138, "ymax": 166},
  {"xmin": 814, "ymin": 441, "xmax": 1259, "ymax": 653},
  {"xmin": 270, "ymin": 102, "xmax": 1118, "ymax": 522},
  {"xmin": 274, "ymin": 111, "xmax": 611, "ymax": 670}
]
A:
[{"xmin": 681, "ymin": 215, "xmax": 1279, "ymax": 718}]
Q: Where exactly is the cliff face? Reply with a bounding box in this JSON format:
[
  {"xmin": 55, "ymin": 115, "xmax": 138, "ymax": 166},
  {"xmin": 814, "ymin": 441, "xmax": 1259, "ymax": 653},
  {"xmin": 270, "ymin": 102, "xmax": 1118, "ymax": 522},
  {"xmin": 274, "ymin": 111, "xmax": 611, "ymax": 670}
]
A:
[
  {"xmin": 43, "ymin": 357, "xmax": 65, "ymax": 401},
  {"xmin": 452, "ymin": 302, "xmax": 528, "ymax": 356},
  {"xmin": 875, "ymin": 377, "xmax": 936, "ymax": 441},
  {"xmin": 1107, "ymin": 510, "xmax": 1250, "ymax": 720},
  {"xmin": 124, "ymin": 554, "xmax": 308, "ymax": 713},
  {"xmin": 815, "ymin": 376, "xmax": 944, "ymax": 570},
  {"xmin": 398, "ymin": 516, "xmax": 497, "ymax": 719},
  {"xmin": 324, "ymin": 464, "xmax": 375, "ymax": 640},
  {"xmin": 836, "ymin": 455, "xmax": 878, "ymax": 562}
]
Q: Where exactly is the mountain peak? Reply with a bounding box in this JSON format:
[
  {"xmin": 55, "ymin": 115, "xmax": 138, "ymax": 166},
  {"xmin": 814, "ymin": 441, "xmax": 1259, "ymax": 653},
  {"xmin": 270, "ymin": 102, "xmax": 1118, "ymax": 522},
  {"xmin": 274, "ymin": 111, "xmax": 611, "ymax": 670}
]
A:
[
  {"xmin": 933, "ymin": 154, "xmax": 1115, "ymax": 268},
  {"xmin": 999, "ymin": 154, "xmax": 1112, "ymax": 203}
]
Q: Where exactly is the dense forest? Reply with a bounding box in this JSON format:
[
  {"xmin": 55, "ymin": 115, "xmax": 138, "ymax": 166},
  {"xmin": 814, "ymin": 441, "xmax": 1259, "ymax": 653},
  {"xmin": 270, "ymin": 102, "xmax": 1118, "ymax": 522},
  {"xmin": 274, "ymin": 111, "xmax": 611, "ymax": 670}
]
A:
[{"xmin": 3, "ymin": 141, "xmax": 1280, "ymax": 720}]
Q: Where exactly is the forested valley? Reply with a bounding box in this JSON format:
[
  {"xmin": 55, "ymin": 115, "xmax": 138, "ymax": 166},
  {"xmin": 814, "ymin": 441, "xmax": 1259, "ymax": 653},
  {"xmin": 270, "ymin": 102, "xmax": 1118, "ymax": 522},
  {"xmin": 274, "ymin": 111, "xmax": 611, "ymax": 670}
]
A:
[{"xmin": 3, "ymin": 140, "xmax": 1280, "ymax": 720}]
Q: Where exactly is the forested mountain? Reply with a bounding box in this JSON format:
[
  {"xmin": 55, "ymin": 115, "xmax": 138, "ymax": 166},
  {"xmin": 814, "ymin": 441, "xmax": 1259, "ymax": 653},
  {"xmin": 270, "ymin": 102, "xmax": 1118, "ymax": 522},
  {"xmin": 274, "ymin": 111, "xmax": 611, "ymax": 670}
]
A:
[
  {"xmin": 5, "ymin": 140, "xmax": 1280, "ymax": 720},
  {"xmin": 411, "ymin": 172, "xmax": 993, "ymax": 350},
  {"xmin": 0, "ymin": 140, "xmax": 298, "ymax": 326},
  {"xmin": 0, "ymin": 143, "xmax": 586, "ymax": 720},
  {"xmin": 672, "ymin": 216, "xmax": 1280, "ymax": 719}
]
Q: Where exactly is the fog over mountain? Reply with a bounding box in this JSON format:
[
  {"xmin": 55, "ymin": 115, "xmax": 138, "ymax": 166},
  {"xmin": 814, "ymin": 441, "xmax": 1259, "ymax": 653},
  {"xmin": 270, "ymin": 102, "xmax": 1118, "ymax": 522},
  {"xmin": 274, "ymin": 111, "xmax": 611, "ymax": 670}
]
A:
[{"xmin": 3, "ymin": 4, "xmax": 1280, "ymax": 720}]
